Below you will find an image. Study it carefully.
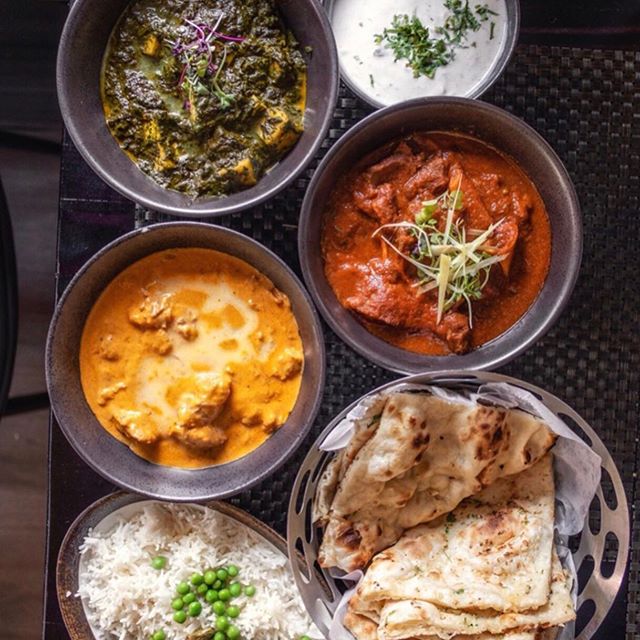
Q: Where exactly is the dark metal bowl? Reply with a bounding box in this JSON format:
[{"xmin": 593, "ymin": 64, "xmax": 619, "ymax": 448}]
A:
[
  {"xmin": 46, "ymin": 222, "xmax": 326, "ymax": 501},
  {"xmin": 298, "ymin": 97, "xmax": 582, "ymax": 374},
  {"xmin": 56, "ymin": 0, "xmax": 338, "ymax": 217},
  {"xmin": 324, "ymin": 0, "xmax": 520, "ymax": 109}
]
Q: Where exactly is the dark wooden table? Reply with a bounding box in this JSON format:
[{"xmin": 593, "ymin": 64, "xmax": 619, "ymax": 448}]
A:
[{"xmin": 44, "ymin": 1, "xmax": 640, "ymax": 638}]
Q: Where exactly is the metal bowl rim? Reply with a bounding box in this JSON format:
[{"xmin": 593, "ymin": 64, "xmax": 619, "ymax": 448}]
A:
[
  {"xmin": 323, "ymin": 0, "xmax": 521, "ymax": 109},
  {"xmin": 286, "ymin": 369, "xmax": 630, "ymax": 640},
  {"xmin": 56, "ymin": 492, "xmax": 295, "ymax": 640},
  {"xmin": 45, "ymin": 221, "xmax": 326, "ymax": 501},
  {"xmin": 298, "ymin": 96, "xmax": 583, "ymax": 374},
  {"xmin": 56, "ymin": 0, "xmax": 339, "ymax": 218}
]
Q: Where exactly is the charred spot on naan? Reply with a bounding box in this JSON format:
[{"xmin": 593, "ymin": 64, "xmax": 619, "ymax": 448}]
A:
[
  {"xmin": 407, "ymin": 413, "xmax": 427, "ymax": 430},
  {"xmin": 338, "ymin": 525, "xmax": 362, "ymax": 550},
  {"xmin": 320, "ymin": 518, "xmax": 380, "ymax": 571},
  {"xmin": 467, "ymin": 507, "xmax": 520, "ymax": 553},
  {"xmin": 412, "ymin": 432, "xmax": 431, "ymax": 449},
  {"xmin": 467, "ymin": 406, "xmax": 510, "ymax": 462}
]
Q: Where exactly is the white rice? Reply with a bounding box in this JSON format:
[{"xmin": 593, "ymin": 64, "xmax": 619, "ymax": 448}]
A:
[{"xmin": 76, "ymin": 502, "xmax": 321, "ymax": 640}]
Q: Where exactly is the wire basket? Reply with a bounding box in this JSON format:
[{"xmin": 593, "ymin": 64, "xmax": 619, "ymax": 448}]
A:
[{"xmin": 287, "ymin": 371, "xmax": 629, "ymax": 640}]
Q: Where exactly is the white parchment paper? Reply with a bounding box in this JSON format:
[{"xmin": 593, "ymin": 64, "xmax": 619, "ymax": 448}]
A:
[{"xmin": 319, "ymin": 382, "xmax": 602, "ymax": 640}]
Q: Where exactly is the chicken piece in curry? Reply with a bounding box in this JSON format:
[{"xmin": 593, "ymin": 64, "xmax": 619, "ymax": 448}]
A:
[
  {"xmin": 80, "ymin": 248, "xmax": 304, "ymax": 468},
  {"xmin": 322, "ymin": 132, "xmax": 552, "ymax": 356}
]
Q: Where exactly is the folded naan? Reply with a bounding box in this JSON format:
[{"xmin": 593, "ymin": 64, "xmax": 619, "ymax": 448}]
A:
[
  {"xmin": 344, "ymin": 608, "xmax": 551, "ymax": 640},
  {"xmin": 377, "ymin": 551, "xmax": 574, "ymax": 639},
  {"xmin": 314, "ymin": 397, "xmax": 386, "ymax": 524},
  {"xmin": 354, "ymin": 455, "xmax": 556, "ymax": 613},
  {"xmin": 317, "ymin": 393, "xmax": 556, "ymax": 571}
]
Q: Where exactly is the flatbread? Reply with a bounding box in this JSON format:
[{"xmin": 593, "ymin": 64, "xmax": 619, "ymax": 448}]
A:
[
  {"xmin": 354, "ymin": 455, "xmax": 556, "ymax": 613},
  {"xmin": 377, "ymin": 550, "xmax": 574, "ymax": 639},
  {"xmin": 344, "ymin": 608, "xmax": 545, "ymax": 640},
  {"xmin": 317, "ymin": 392, "xmax": 556, "ymax": 571},
  {"xmin": 314, "ymin": 403, "xmax": 384, "ymax": 525},
  {"xmin": 344, "ymin": 609, "xmax": 379, "ymax": 640}
]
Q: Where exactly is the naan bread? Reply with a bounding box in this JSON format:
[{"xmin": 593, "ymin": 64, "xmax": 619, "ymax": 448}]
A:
[
  {"xmin": 354, "ymin": 455, "xmax": 556, "ymax": 613},
  {"xmin": 344, "ymin": 609, "xmax": 379, "ymax": 640},
  {"xmin": 377, "ymin": 551, "xmax": 574, "ymax": 639},
  {"xmin": 317, "ymin": 393, "xmax": 556, "ymax": 571},
  {"xmin": 344, "ymin": 608, "xmax": 547, "ymax": 640},
  {"xmin": 314, "ymin": 404, "xmax": 384, "ymax": 524}
]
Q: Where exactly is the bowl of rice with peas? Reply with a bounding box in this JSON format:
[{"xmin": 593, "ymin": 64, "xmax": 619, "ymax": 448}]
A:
[{"xmin": 57, "ymin": 493, "xmax": 321, "ymax": 640}]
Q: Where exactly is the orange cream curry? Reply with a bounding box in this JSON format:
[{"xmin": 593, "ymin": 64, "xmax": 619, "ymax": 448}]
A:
[{"xmin": 80, "ymin": 248, "xmax": 304, "ymax": 468}]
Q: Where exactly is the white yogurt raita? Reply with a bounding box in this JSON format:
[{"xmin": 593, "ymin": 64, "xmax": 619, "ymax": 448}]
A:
[{"xmin": 331, "ymin": 0, "xmax": 507, "ymax": 106}]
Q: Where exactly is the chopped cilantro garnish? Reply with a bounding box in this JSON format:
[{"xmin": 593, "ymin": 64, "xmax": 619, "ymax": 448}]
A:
[{"xmin": 374, "ymin": 1, "xmax": 498, "ymax": 79}]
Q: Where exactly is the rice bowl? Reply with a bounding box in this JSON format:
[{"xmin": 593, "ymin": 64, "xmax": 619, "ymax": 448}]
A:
[{"xmin": 76, "ymin": 501, "xmax": 320, "ymax": 640}]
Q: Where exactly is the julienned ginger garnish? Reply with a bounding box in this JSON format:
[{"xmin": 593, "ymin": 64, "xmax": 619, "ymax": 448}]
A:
[{"xmin": 372, "ymin": 180, "xmax": 507, "ymax": 326}]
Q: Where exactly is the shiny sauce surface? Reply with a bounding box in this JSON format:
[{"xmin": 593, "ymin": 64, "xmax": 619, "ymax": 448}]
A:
[
  {"xmin": 322, "ymin": 132, "xmax": 552, "ymax": 356},
  {"xmin": 80, "ymin": 248, "xmax": 303, "ymax": 468}
]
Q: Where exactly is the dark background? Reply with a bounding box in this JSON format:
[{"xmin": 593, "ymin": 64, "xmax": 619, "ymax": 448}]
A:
[{"xmin": 0, "ymin": 1, "xmax": 638, "ymax": 640}]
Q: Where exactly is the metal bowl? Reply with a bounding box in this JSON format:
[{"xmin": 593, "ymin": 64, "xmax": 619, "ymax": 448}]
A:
[
  {"xmin": 324, "ymin": 0, "xmax": 520, "ymax": 109},
  {"xmin": 287, "ymin": 371, "xmax": 629, "ymax": 640},
  {"xmin": 298, "ymin": 97, "xmax": 582, "ymax": 374},
  {"xmin": 46, "ymin": 222, "xmax": 326, "ymax": 501},
  {"xmin": 57, "ymin": 493, "xmax": 307, "ymax": 639},
  {"xmin": 56, "ymin": 0, "xmax": 338, "ymax": 217}
]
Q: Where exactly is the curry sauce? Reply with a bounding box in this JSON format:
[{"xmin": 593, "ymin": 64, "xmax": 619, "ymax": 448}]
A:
[
  {"xmin": 322, "ymin": 132, "xmax": 552, "ymax": 356},
  {"xmin": 80, "ymin": 249, "xmax": 304, "ymax": 468},
  {"xmin": 101, "ymin": 0, "xmax": 307, "ymax": 197}
]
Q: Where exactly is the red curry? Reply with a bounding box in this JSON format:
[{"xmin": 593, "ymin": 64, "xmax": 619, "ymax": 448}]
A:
[{"xmin": 321, "ymin": 132, "xmax": 551, "ymax": 356}]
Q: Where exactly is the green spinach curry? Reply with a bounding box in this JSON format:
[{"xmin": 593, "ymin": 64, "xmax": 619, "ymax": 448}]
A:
[{"xmin": 102, "ymin": 0, "xmax": 307, "ymax": 197}]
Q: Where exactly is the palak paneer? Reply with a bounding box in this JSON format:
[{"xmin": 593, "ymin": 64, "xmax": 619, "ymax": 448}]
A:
[{"xmin": 101, "ymin": 0, "xmax": 307, "ymax": 197}]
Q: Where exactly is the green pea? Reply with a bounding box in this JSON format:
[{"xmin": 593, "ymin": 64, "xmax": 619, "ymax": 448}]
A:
[
  {"xmin": 213, "ymin": 579, "xmax": 223, "ymax": 589},
  {"xmin": 218, "ymin": 588, "xmax": 231, "ymax": 601},
  {"xmin": 215, "ymin": 615, "xmax": 229, "ymax": 631},
  {"xmin": 151, "ymin": 556, "xmax": 167, "ymax": 570},
  {"xmin": 182, "ymin": 592, "xmax": 196, "ymax": 605},
  {"xmin": 226, "ymin": 625, "xmax": 240, "ymax": 640},
  {"xmin": 188, "ymin": 601, "xmax": 202, "ymax": 617},
  {"xmin": 229, "ymin": 582, "xmax": 242, "ymax": 598},
  {"xmin": 216, "ymin": 568, "xmax": 228, "ymax": 582},
  {"xmin": 171, "ymin": 597, "xmax": 184, "ymax": 611},
  {"xmin": 197, "ymin": 583, "xmax": 209, "ymax": 595},
  {"xmin": 226, "ymin": 605, "xmax": 240, "ymax": 618},
  {"xmin": 191, "ymin": 572, "xmax": 204, "ymax": 586},
  {"xmin": 244, "ymin": 585, "xmax": 256, "ymax": 597},
  {"xmin": 213, "ymin": 600, "xmax": 226, "ymax": 615},
  {"xmin": 214, "ymin": 633, "xmax": 226, "ymax": 640},
  {"xmin": 205, "ymin": 589, "xmax": 219, "ymax": 603},
  {"xmin": 176, "ymin": 581, "xmax": 190, "ymax": 595},
  {"xmin": 204, "ymin": 569, "xmax": 217, "ymax": 585},
  {"xmin": 173, "ymin": 610, "xmax": 187, "ymax": 624},
  {"xmin": 151, "ymin": 631, "xmax": 166, "ymax": 640},
  {"xmin": 227, "ymin": 565, "xmax": 239, "ymax": 577}
]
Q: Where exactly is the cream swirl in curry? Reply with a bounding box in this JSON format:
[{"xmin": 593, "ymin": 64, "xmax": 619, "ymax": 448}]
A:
[{"xmin": 80, "ymin": 248, "xmax": 303, "ymax": 468}]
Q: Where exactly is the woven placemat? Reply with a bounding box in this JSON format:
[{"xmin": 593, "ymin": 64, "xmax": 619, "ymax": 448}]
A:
[{"xmin": 48, "ymin": 44, "xmax": 640, "ymax": 640}]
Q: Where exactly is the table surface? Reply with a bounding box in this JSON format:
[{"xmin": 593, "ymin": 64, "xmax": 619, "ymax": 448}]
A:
[{"xmin": 45, "ymin": 2, "xmax": 640, "ymax": 639}]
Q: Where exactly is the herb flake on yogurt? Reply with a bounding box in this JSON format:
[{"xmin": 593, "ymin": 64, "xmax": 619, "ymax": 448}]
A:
[{"xmin": 331, "ymin": 0, "xmax": 507, "ymax": 105}]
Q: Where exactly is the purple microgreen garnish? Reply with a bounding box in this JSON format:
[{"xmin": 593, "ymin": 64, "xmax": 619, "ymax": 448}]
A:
[
  {"xmin": 165, "ymin": 12, "xmax": 243, "ymax": 111},
  {"xmin": 213, "ymin": 33, "xmax": 245, "ymax": 43}
]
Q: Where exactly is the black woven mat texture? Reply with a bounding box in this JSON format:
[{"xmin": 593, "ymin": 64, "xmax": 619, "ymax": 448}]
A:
[{"xmin": 49, "ymin": 45, "xmax": 640, "ymax": 639}]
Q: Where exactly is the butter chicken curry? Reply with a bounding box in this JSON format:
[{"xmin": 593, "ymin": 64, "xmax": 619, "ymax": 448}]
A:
[
  {"xmin": 322, "ymin": 132, "xmax": 551, "ymax": 355},
  {"xmin": 80, "ymin": 248, "xmax": 303, "ymax": 468}
]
